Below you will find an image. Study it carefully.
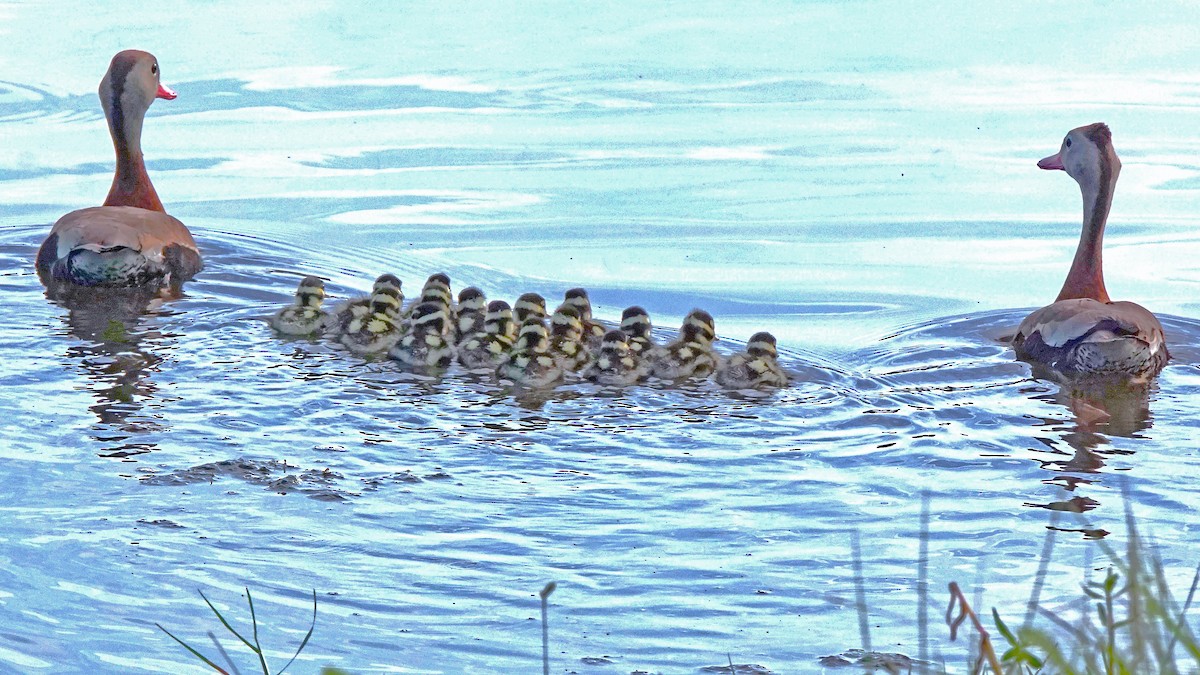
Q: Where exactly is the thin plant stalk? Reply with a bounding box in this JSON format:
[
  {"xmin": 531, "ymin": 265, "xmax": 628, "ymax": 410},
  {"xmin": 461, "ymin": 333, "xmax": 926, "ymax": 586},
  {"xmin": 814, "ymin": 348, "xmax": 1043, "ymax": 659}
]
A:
[
  {"xmin": 850, "ymin": 530, "xmax": 872, "ymax": 653},
  {"xmin": 540, "ymin": 582, "xmax": 557, "ymax": 675},
  {"xmin": 945, "ymin": 582, "xmax": 1001, "ymax": 675}
]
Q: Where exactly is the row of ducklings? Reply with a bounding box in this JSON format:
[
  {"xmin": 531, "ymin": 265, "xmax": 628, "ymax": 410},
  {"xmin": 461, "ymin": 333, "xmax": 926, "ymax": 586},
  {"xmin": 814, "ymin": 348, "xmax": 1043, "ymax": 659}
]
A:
[{"xmin": 271, "ymin": 273, "xmax": 788, "ymax": 389}]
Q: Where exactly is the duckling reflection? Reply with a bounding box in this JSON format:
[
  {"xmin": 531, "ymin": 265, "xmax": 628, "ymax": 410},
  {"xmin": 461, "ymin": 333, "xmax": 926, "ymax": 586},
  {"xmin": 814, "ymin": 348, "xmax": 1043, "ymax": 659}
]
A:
[{"xmin": 48, "ymin": 285, "xmax": 172, "ymax": 456}]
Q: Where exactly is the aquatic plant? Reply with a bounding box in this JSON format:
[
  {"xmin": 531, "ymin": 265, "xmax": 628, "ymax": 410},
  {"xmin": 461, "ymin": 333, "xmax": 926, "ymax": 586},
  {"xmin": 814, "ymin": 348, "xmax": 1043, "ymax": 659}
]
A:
[
  {"xmin": 834, "ymin": 493, "xmax": 1200, "ymax": 675},
  {"xmin": 156, "ymin": 587, "xmax": 316, "ymax": 674},
  {"xmin": 980, "ymin": 509, "xmax": 1200, "ymax": 675},
  {"xmin": 540, "ymin": 581, "xmax": 557, "ymax": 675}
]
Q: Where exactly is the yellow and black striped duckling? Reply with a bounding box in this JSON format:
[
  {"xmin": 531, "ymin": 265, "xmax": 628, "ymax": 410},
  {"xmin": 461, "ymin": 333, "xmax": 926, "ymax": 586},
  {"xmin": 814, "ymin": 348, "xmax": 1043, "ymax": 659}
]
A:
[
  {"xmin": 458, "ymin": 300, "xmax": 517, "ymax": 370},
  {"xmin": 582, "ymin": 329, "xmax": 642, "ymax": 386},
  {"xmin": 559, "ymin": 287, "xmax": 606, "ymax": 345},
  {"xmin": 389, "ymin": 301, "xmax": 455, "ymax": 369},
  {"xmin": 455, "ymin": 286, "xmax": 487, "ymax": 342},
  {"xmin": 497, "ymin": 318, "xmax": 562, "ymax": 387},
  {"xmin": 271, "ymin": 275, "xmax": 328, "ymax": 336},
  {"xmin": 651, "ymin": 309, "xmax": 719, "ymax": 380},
  {"xmin": 514, "ymin": 292, "xmax": 547, "ymax": 324},
  {"xmin": 324, "ymin": 271, "xmax": 403, "ymax": 331},
  {"xmin": 715, "ymin": 331, "xmax": 788, "ymax": 389},
  {"xmin": 339, "ymin": 287, "xmax": 404, "ymax": 355},
  {"xmin": 548, "ymin": 305, "xmax": 590, "ymax": 371},
  {"xmin": 324, "ymin": 273, "xmax": 402, "ymax": 336},
  {"xmin": 620, "ymin": 306, "xmax": 658, "ymax": 372},
  {"xmin": 405, "ymin": 272, "xmax": 453, "ymax": 319}
]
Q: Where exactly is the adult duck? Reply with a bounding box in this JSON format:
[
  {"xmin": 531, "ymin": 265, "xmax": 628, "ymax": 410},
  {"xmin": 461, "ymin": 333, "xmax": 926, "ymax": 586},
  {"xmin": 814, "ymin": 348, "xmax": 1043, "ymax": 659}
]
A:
[
  {"xmin": 1013, "ymin": 123, "xmax": 1168, "ymax": 383},
  {"xmin": 36, "ymin": 50, "xmax": 201, "ymax": 289}
]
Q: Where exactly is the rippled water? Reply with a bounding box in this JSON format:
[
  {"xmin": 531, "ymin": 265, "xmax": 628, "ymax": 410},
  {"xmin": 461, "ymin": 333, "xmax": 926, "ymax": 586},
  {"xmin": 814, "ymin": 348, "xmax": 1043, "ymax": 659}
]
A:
[{"xmin": 4, "ymin": 3, "xmax": 1200, "ymax": 673}]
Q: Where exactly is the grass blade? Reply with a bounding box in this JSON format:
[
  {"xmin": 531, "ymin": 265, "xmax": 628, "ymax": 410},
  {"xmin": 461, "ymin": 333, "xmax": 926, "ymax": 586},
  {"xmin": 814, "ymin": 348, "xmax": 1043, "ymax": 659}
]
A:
[
  {"xmin": 245, "ymin": 588, "xmax": 271, "ymax": 674},
  {"xmin": 200, "ymin": 590, "xmax": 258, "ymax": 652},
  {"xmin": 157, "ymin": 623, "xmax": 231, "ymax": 674},
  {"xmin": 276, "ymin": 590, "xmax": 318, "ymax": 675}
]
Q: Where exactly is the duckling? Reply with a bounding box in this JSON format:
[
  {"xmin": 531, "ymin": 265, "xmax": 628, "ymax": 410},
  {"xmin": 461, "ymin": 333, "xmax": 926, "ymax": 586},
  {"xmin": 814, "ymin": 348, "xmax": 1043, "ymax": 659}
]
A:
[
  {"xmin": 455, "ymin": 286, "xmax": 487, "ymax": 342},
  {"xmin": 582, "ymin": 329, "xmax": 642, "ymax": 386},
  {"xmin": 651, "ymin": 309, "xmax": 719, "ymax": 380},
  {"xmin": 271, "ymin": 276, "xmax": 328, "ymax": 336},
  {"xmin": 457, "ymin": 300, "xmax": 516, "ymax": 370},
  {"xmin": 497, "ymin": 318, "xmax": 562, "ymax": 387},
  {"xmin": 389, "ymin": 301, "xmax": 455, "ymax": 369},
  {"xmin": 620, "ymin": 305, "xmax": 658, "ymax": 370},
  {"xmin": 324, "ymin": 273, "xmax": 403, "ymax": 336},
  {"xmin": 514, "ymin": 292, "xmax": 547, "ymax": 324},
  {"xmin": 404, "ymin": 272, "xmax": 453, "ymax": 319},
  {"xmin": 339, "ymin": 287, "xmax": 404, "ymax": 355},
  {"xmin": 548, "ymin": 305, "xmax": 590, "ymax": 371},
  {"xmin": 559, "ymin": 287, "xmax": 606, "ymax": 345},
  {"xmin": 715, "ymin": 332, "xmax": 788, "ymax": 389},
  {"xmin": 485, "ymin": 299, "xmax": 518, "ymax": 342}
]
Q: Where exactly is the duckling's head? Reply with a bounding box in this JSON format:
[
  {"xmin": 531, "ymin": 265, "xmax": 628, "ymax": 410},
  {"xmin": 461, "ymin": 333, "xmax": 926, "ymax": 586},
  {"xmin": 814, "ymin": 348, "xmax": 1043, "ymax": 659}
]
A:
[
  {"xmin": 620, "ymin": 306, "xmax": 652, "ymax": 337},
  {"xmin": 550, "ymin": 306, "xmax": 584, "ymax": 338},
  {"xmin": 600, "ymin": 329, "xmax": 630, "ymax": 350},
  {"xmin": 458, "ymin": 286, "xmax": 487, "ymax": 313},
  {"xmin": 561, "ymin": 287, "xmax": 593, "ymax": 319},
  {"xmin": 1039, "ymin": 123, "xmax": 1120, "ymax": 193},
  {"xmin": 373, "ymin": 273, "xmax": 402, "ymax": 293},
  {"xmin": 514, "ymin": 292, "xmax": 547, "ymax": 322},
  {"xmin": 746, "ymin": 331, "xmax": 778, "ymax": 358},
  {"xmin": 369, "ymin": 287, "xmax": 403, "ymax": 316},
  {"xmin": 295, "ymin": 276, "xmax": 326, "ymax": 307},
  {"xmin": 485, "ymin": 300, "xmax": 514, "ymax": 335},
  {"xmin": 681, "ymin": 309, "xmax": 716, "ymax": 345}
]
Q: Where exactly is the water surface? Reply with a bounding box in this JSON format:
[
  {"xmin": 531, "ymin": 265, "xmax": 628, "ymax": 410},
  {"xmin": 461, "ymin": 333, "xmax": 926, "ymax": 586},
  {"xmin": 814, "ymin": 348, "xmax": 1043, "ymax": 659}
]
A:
[{"xmin": 3, "ymin": 2, "xmax": 1200, "ymax": 673}]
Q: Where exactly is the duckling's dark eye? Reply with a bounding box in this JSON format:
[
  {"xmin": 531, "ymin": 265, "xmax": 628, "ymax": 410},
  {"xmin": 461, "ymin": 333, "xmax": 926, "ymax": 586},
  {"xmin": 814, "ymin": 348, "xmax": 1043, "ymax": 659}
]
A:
[{"xmin": 1064, "ymin": 137, "xmax": 1072, "ymax": 148}]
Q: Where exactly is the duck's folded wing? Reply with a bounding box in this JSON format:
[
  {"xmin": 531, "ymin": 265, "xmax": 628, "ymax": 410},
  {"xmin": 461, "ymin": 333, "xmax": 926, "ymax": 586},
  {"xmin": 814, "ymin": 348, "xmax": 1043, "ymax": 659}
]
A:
[
  {"xmin": 50, "ymin": 206, "xmax": 197, "ymax": 260},
  {"xmin": 1017, "ymin": 298, "xmax": 1166, "ymax": 353}
]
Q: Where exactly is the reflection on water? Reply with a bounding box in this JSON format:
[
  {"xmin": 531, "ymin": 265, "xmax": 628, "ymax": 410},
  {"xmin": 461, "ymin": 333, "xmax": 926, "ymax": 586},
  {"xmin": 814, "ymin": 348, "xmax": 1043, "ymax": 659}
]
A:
[{"xmin": 45, "ymin": 283, "xmax": 177, "ymax": 457}]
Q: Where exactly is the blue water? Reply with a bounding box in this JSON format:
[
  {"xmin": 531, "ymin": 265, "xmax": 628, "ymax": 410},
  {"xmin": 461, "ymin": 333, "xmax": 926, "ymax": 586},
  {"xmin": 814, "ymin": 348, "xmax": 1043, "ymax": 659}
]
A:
[{"xmin": 3, "ymin": 3, "xmax": 1200, "ymax": 673}]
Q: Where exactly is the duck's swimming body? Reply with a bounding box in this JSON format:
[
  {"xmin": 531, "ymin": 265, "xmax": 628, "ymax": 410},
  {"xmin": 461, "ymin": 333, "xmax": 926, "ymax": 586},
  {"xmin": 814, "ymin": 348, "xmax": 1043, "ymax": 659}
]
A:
[
  {"xmin": 582, "ymin": 329, "xmax": 641, "ymax": 386},
  {"xmin": 37, "ymin": 51, "xmax": 201, "ymax": 289},
  {"xmin": 339, "ymin": 287, "xmax": 404, "ymax": 355},
  {"xmin": 325, "ymin": 273, "xmax": 402, "ymax": 336},
  {"xmin": 458, "ymin": 300, "xmax": 516, "ymax": 370},
  {"xmin": 390, "ymin": 301, "xmax": 455, "ymax": 369},
  {"xmin": 498, "ymin": 318, "xmax": 562, "ymax": 387},
  {"xmin": 1012, "ymin": 123, "xmax": 1168, "ymax": 384},
  {"xmin": 715, "ymin": 332, "xmax": 788, "ymax": 389},
  {"xmin": 271, "ymin": 276, "xmax": 328, "ymax": 336},
  {"xmin": 652, "ymin": 309, "xmax": 719, "ymax": 380}
]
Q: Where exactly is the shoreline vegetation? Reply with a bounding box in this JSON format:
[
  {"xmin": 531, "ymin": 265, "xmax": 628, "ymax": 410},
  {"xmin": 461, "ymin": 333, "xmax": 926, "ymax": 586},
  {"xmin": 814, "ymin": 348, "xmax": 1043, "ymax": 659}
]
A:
[{"xmin": 157, "ymin": 495, "xmax": 1200, "ymax": 674}]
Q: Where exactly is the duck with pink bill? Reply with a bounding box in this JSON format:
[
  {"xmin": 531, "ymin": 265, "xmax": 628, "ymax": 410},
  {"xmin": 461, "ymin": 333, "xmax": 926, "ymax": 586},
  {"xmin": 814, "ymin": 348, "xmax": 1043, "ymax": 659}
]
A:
[
  {"xmin": 36, "ymin": 50, "xmax": 201, "ymax": 289},
  {"xmin": 1012, "ymin": 123, "xmax": 1168, "ymax": 383}
]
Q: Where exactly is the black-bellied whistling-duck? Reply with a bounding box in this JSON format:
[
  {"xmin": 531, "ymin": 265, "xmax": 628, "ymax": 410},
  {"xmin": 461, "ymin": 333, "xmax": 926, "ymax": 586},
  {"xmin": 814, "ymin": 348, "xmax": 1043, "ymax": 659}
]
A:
[
  {"xmin": 36, "ymin": 50, "xmax": 201, "ymax": 288},
  {"xmin": 1013, "ymin": 123, "xmax": 1168, "ymax": 383}
]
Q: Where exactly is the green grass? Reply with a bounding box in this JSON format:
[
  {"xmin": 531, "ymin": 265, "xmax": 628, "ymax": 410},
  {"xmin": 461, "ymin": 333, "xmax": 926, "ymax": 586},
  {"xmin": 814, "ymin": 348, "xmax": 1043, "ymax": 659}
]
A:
[{"xmin": 156, "ymin": 587, "xmax": 316, "ymax": 675}]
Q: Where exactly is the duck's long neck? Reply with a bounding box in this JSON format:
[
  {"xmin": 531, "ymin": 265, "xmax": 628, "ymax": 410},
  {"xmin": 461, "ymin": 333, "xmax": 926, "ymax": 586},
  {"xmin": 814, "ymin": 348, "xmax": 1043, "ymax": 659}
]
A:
[
  {"xmin": 1056, "ymin": 164, "xmax": 1117, "ymax": 303},
  {"xmin": 103, "ymin": 97, "xmax": 165, "ymax": 212}
]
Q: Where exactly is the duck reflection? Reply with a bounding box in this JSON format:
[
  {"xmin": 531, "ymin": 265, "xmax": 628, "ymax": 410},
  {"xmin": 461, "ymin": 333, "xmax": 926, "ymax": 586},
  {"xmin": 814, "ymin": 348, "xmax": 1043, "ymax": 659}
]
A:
[
  {"xmin": 1024, "ymin": 375, "xmax": 1153, "ymax": 530},
  {"xmin": 45, "ymin": 281, "xmax": 178, "ymax": 458}
]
